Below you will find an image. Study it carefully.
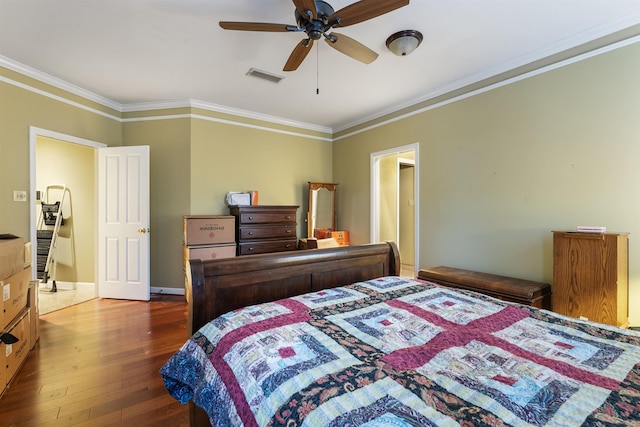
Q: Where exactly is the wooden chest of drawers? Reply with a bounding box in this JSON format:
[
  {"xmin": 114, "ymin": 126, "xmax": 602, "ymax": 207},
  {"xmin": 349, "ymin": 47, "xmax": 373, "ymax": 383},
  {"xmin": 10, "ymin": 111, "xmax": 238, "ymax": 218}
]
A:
[
  {"xmin": 552, "ymin": 231, "xmax": 629, "ymax": 328},
  {"xmin": 229, "ymin": 205, "xmax": 299, "ymax": 256}
]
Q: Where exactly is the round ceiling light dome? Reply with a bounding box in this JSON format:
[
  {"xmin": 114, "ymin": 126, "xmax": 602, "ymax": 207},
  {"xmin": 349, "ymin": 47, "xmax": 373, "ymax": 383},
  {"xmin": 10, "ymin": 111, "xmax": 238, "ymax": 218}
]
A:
[{"xmin": 386, "ymin": 30, "xmax": 423, "ymax": 56}]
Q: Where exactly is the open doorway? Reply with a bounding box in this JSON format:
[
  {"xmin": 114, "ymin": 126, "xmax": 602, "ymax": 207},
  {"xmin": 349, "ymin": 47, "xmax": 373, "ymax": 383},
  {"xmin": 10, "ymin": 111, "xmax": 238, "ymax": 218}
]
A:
[
  {"xmin": 370, "ymin": 143, "xmax": 419, "ymax": 277},
  {"xmin": 29, "ymin": 127, "xmax": 105, "ymax": 313}
]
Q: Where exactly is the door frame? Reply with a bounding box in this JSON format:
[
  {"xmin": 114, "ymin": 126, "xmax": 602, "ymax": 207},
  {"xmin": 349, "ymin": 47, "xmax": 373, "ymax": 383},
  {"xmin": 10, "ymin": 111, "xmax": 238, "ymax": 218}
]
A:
[
  {"xmin": 29, "ymin": 126, "xmax": 106, "ymax": 285},
  {"xmin": 370, "ymin": 142, "xmax": 419, "ymax": 274},
  {"xmin": 397, "ymin": 157, "xmax": 415, "ymax": 266}
]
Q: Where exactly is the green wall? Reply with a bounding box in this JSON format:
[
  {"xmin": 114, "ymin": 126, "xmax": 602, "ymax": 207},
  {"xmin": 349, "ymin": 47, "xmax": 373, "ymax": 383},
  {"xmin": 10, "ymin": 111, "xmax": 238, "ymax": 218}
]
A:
[
  {"xmin": 122, "ymin": 116, "xmax": 191, "ymax": 289},
  {"xmin": 1, "ymin": 68, "xmax": 333, "ymax": 292},
  {"xmin": 0, "ymin": 74, "xmax": 122, "ymax": 240},
  {"xmin": 334, "ymin": 41, "xmax": 640, "ymax": 326},
  {"xmin": 123, "ymin": 114, "xmax": 333, "ymax": 288},
  {"xmin": 3, "ymin": 40, "xmax": 639, "ymax": 326},
  {"xmin": 190, "ymin": 118, "xmax": 332, "ymax": 218}
]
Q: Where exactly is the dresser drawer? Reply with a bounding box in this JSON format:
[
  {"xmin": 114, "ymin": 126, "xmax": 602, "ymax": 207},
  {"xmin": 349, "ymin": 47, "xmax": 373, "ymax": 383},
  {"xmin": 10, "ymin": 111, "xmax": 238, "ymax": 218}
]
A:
[
  {"xmin": 230, "ymin": 205, "xmax": 298, "ymax": 225},
  {"xmin": 237, "ymin": 212, "xmax": 296, "ymax": 224},
  {"xmin": 239, "ymin": 225, "xmax": 296, "ymax": 240},
  {"xmin": 238, "ymin": 239, "xmax": 298, "ymax": 255}
]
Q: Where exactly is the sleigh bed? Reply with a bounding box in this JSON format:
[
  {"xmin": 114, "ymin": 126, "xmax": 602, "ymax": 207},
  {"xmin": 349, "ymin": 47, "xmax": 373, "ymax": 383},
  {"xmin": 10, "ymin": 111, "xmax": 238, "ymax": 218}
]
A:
[{"xmin": 162, "ymin": 242, "xmax": 640, "ymax": 427}]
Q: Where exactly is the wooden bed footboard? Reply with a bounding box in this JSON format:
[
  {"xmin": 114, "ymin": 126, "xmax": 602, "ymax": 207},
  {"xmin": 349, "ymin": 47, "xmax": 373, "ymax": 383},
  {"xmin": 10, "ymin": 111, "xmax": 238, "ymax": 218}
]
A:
[{"xmin": 185, "ymin": 241, "xmax": 400, "ymax": 426}]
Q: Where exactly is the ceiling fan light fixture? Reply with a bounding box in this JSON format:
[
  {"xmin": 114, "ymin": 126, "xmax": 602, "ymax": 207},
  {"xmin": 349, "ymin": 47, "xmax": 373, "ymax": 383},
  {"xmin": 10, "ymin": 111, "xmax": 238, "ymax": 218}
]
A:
[{"xmin": 386, "ymin": 30, "xmax": 423, "ymax": 56}]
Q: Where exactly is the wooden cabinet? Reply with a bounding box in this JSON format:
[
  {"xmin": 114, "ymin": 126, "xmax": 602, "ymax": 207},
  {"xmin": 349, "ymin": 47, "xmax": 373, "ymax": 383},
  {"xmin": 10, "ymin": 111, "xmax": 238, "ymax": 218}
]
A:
[
  {"xmin": 229, "ymin": 205, "xmax": 298, "ymax": 256},
  {"xmin": 552, "ymin": 231, "xmax": 629, "ymax": 328}
]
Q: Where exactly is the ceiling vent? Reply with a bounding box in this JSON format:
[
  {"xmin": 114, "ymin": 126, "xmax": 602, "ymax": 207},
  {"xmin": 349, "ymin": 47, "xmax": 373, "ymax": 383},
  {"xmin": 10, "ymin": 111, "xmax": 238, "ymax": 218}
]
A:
[{"xmin": 246, "ymin": 68, "xmax": 284, "ymax": 84}]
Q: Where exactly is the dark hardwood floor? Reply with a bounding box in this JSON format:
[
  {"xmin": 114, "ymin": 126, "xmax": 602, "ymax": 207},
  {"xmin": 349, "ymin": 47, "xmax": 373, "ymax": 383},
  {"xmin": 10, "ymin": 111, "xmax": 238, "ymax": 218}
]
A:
[{"xmin": 0, "ymin": 295, "xmax": 190, "ymax": 426}]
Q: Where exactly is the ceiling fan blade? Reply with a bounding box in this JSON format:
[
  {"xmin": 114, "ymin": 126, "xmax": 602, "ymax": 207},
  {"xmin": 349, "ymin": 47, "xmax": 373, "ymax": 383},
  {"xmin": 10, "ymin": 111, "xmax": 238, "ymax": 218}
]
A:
[
  {"xmin": 329, "ymin": 0, "xmax": 409, "ymax": 28},
  {"xmin": 325, "ymin": 33, "xmax": 378, "ymax": 64},
  {"xmin": 292, "ymin": 0, "xmax": 317, "ymax": 20},
  {"xmin": 284, "ymin": 39, "xmax": 314, "ymax": 71},
  {"xmin": 219, "ymin": 22, "xmax": 294, "ymax": 32}
]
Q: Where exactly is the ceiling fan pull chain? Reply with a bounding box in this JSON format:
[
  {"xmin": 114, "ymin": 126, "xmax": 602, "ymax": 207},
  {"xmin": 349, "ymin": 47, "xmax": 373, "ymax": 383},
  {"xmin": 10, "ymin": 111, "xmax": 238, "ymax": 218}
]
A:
[{"xmin": 316, "ymin": 42, "xmax": 320, "ymax": 95}]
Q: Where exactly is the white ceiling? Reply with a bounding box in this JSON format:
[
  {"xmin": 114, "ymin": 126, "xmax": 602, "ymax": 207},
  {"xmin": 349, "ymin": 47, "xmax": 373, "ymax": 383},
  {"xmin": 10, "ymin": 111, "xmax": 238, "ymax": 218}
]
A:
[{"xmin": 1, "ymin": 0, "xmax": 640, "ymax": 132}]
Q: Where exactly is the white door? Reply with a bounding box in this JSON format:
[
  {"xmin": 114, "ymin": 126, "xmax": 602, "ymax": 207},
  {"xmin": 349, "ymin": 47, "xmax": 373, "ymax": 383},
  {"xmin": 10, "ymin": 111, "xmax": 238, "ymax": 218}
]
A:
[{"xmin": 97, "ymin": 146, "xmax": 150, "ymax": 301}]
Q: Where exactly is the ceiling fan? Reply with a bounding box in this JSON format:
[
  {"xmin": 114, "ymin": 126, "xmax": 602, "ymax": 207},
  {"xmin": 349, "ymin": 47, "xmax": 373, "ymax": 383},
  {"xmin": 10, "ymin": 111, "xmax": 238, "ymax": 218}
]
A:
[{"xmin": 219, "ymin": 0, "xmax": 410, "ymax": 71}]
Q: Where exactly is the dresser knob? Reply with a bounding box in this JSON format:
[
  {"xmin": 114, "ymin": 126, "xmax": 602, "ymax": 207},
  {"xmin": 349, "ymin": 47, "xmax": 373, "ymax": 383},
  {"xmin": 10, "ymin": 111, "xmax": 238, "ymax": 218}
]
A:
[
  {"xmin": 248, "ymin": 216, "xmax": 253, "ymax": 220},
  {"xmin": 248, "ymin": 232, "xmax": 254, "ymax": 235},
  {"xmin": 285, "ymin": 216, "xmax": 291, "ymax": 219},
  {"xmin": 286, "ymin": 230, "xmax": 291, "ymax": 233}
]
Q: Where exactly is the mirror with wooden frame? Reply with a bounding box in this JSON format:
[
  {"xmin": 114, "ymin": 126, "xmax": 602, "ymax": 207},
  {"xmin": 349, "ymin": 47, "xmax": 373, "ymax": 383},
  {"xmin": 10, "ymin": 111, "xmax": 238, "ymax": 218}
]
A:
[{"xmin": 307, "ymin": 182, "xmax": 337, "ymax": 238}]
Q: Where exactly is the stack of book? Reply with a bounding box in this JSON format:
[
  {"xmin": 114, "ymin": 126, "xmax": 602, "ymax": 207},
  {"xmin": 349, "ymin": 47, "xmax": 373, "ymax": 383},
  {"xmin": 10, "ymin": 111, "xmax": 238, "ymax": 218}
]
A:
[{"xmin": 576, "ymin": 226, "xmax": 606, "ymax": 233}]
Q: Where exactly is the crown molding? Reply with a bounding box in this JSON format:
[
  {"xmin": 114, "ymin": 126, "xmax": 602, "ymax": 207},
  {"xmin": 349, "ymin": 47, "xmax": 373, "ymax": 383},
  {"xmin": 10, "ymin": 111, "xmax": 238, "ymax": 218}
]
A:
[
  {"xmin": 0, "ymin": 55, "xmax": 123, "ymax": 112},
  {"xmin": 1, "ymin": 54, "xmax": 332, "ymax": 135},
  {"xmin": 333, "ymin": 17, "xmax": 640, "ymax": 133},
  {"xmin": 124, "ymin": 99, "xmax": 332, "ymax": 135},
  {"xmin": 4, "ymin": 13, "xmax": 640, "ymax": 139},
  {"xmin": 334, "ymin": 33, "xmax": 640, "ymax": 141}
]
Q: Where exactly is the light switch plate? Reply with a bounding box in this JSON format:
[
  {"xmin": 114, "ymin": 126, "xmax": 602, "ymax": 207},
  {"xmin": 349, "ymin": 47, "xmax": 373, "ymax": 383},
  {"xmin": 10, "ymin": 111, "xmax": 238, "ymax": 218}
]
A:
[{"xmin": 13, "ymin": 190, "xmax": 27, "ymax": 202}]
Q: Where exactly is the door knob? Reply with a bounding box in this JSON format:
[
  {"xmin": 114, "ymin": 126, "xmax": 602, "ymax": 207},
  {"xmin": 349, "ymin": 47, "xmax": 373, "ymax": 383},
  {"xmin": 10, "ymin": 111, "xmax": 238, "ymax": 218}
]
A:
[{"xmin": 138, "ymin": 228, "xmax": 149, "ymax": 233}]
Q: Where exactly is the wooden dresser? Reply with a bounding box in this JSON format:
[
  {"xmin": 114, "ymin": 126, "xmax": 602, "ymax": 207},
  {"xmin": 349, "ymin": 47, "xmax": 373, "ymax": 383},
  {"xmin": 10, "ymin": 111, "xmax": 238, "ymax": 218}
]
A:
[
  {"xmin": 552, "ymin": 231, "xmax": 629, "ymax": 328},
  {"xmin": 229, "ymin": 205, "xmax": 299, "ymax": 256}
]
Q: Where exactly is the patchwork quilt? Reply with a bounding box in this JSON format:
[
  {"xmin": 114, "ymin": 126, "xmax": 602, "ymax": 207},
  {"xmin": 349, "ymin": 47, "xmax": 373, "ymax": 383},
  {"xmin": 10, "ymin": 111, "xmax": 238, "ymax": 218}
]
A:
[{"xmin": 161, "ymin": 277, "xmax": 640, "ymax": 426}]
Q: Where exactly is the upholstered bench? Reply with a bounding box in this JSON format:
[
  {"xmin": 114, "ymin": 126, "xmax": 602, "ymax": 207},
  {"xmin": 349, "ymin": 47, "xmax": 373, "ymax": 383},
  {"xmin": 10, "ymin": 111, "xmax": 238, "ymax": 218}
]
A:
[{"xmin": 417, "ymin": 266, "xmax": 552, "ymax": 309}]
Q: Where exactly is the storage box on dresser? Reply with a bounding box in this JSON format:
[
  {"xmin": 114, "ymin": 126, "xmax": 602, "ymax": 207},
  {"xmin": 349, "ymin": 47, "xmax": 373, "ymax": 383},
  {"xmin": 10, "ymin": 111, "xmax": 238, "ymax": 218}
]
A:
[
  {"xmin": 552, "ymin": 231, "xmax": 629, "ymax": 328},
  {"xmin": 418, "ymin": 266, "xmax": 552, "ymax": 309},
  {"xmin": 229, "ymin": 205, "xmax": 299, "ymax": 256}
]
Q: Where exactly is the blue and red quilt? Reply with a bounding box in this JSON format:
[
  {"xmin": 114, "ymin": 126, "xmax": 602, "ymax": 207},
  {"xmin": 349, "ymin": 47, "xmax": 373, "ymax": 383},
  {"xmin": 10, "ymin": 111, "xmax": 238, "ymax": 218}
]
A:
[{"xmin": 161, "ymin": 277, "xmax": 640, "ymax": 426}]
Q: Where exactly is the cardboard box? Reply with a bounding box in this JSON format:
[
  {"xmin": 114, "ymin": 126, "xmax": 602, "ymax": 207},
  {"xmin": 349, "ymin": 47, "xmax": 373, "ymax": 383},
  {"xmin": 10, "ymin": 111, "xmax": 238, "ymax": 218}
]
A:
[
  {"xmin": 0, "ymin": 336, "xmax": 6, "ymax": 393},
  {"xmin": 3, "ymin": 308, "xmax": 30, "ymax": 386},
  {"xmin": 183, "ymin": 216, "xmax": 235, "ymax": 246},
  {"xmin": 317, "ymin": 238, "xmax": 340, "ymax": 249},
  {"xmin": 183, "ymin": 244, "xmax": 236, "ymax": 269},
  {"xmin": 2, "ymin": 266, "xmax": 31, "ymax": 330},
  {"xmin": 23, "ymin": 242, "xmax": 32, "ymax": 268},
  {"xmin": 183, "ymin": 244, "xmax": 236, "ymax": 303},
  {"xmin": 298, "ymin": 238, "xmax": 340, "ymax": 250},
  {"xmin": 298, "ymin": 238, "xmax": 317, "ymax": 250},
  {"xmin": 0, "ymin": 235, "xmax": 24, "ymax": 281},
  {"xmin": 314, "ymin": 228, "xmax": 333, "ymax": 239},
  {"xmin": 28, "ymin": 281, "xmax": 39, "ymax": 347},
  {"xmin": 330, "ymin": 231, "xmax": 350, "ymax": 246}
]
